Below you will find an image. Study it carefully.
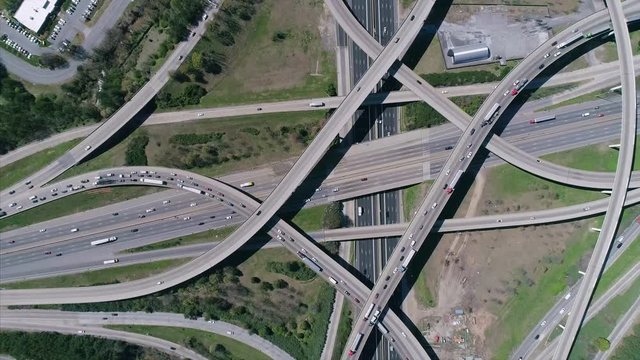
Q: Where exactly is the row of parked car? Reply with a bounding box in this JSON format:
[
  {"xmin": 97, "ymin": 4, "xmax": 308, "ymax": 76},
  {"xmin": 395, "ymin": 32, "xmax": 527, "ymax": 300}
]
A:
[
  {"xmin": 1, "ymin": 34, "xmax": 33, "ymax": 59},
  {"xmin": 1, "ymin": 13, "xmax": 43, "ymax": 46}
]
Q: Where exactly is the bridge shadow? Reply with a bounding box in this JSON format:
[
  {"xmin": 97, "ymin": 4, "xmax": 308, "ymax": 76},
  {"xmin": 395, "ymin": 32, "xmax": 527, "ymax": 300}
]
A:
[{"xmin": 77, "ymin": 99, "xmax": 157, "ymax": 164}]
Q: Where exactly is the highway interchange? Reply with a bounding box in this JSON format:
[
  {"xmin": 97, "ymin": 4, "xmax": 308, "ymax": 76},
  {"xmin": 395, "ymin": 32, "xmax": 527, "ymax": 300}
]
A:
[{"xmin": 1, "ymin": 0, "xmax": 639, "ymax": 359}]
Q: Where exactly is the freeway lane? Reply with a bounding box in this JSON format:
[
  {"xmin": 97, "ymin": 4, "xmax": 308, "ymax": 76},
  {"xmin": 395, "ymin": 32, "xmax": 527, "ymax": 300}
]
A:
[
  {"xmin": 3, "ymin": 57, "xmax": 637, "ymax": 168},
  {"xmin": 328, "ymin": 0, "xmax": 640, "ymax": 191},
  {"xmin": 553, "ymin": 1, "xmax": 638, "ymax": 358},
  {"xmin": 2, "ymin": 96, "xmax": 633, "ymax": 221},
  {"xmin": 0, "ymin": 4, "xmax": 220, "ymax": 200},
  {"xmin": 0, "ymin": 166, "xmax": 429, "ymax": 358},
  {"xmin": 0, "ymin": 310, "xmax": 295, "ymax": 360},
  {"xmin": 337, "ymin": 1, "xmax": 627, "ymax": 355},
  {"xmin": 513, "ymin": 215, "xmax": 640, "ymax": 359},
  {"xmin": 2, "ymin": 110, "xmax": 639, "ymax": 280},
  {"xmin": 0, "ymin": 321, "xmax": 207, "ymax": 360}
]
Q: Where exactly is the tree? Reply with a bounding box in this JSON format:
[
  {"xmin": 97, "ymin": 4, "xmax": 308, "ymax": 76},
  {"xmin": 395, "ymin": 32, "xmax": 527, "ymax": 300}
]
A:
[
  {"xmin": 593, "ymin": 337, "xmax": 611, "ymax": 351},
  {"xmin": 250, "ymin": 276, "xmax": 261, "ymax": 284},
  {"xmin": 322, "ymin": 202, "xmax": 343, "ymax": 229},
  {"xmin": 326, "ymin": 83, "xmax": 337, "ymax": 96},
  {"xmin": 40, "ymin": 53, "xmax": 69, "ymax": 69},
  {"xmin": 261, "ymin": 282, "xmax": 274, "ymax": 291},
  {"xmin": 274, "ymin": 279, "xmax": 288, "ymax": 289},
  {"xmin": 190, "ymin": 51, "xmax": 203, "ymax": 69}
]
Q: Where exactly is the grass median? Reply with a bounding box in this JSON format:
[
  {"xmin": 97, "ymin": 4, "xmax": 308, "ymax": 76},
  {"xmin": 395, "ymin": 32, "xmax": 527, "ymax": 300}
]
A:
[
  {"xmin": 3, "ymin": 258, "xmax": 190, "ymax": 289},
  {"xmin": 569, "ymin": 277, "xmax": 640, "ymax": 359},
  {"xmin": 0, "ymin": 186, "xmax": 163, "ymax": 232},
  {"xmin": 0, "ymin": 139, "xmax": 81, "ymax": 191},
  {"xmin": 108, "ymin": 325, "xmax": 271, "ymax": 360},
  {"xmin": 123, "ymin": 225, "xmax": 239, "ymax": 253}
]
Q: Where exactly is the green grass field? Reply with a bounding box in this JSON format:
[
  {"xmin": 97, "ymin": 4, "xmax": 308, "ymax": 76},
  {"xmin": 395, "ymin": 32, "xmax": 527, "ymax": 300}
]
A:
[
  {"xmin": 331, "ymin": 303, "xmax": 353, "ymax": 360},
  {"xmin": 492, "ymin": 223, "xmax": 600, "ymax": 359},
  {"xmin": 539, "ymin": 88, "xmax": 611, "ymax": 111},
  {"xmin": 402, "ymin": 182, "xmax": 430, "ymax": 220},
  {"xmin": 0, "ymin": 186, "xmax": 163, "ymax": 232},
  {"xmin": 414, "ymin": 268, "xmax": 436, "ymax": 308},
  {"xmin": 3, "ymin": 259, "xmax": 190, "ymax": 289},
  {"xmin": 569, "ymin": 277, "xmax": 640, "ymax": 359},
  {"xmin": 542, "ymin": 135, "xmax": 640, "ymax": 172},
  {"xmin": 0, "ymin": 139, "xmax": 81, "ymax": 191},
  {"xmin": 108, "ymin": 325, "xmax": 270, "ymax": 360},
  {"xmin": 124, "ymin": 225, "xmax": 239, "ymax": 253},
  {"xmin": 290, "ymin": 204, "xmax": 329, "ymax": 232}
]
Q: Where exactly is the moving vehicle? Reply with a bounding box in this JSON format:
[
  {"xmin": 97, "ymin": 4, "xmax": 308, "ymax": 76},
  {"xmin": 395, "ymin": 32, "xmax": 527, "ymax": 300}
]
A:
[
  {"xmin": 141, "ymin": 178, "xmax": 166, "ymax": 185},
  {"xmin": 400, "ymin": 249, "xmax": 416, "ymax": 272},
  {"xmin": 483, "ymin": 103, "xmax": 501, "ymax": 122},
  {"xmin": 369, "ymin": 309, "xmax": 381, "ymax": 325},
  {"xmin": 529, "ymin": 114, "xmax": 556, "ymax": 124},
  {"xmin": 70, "ymin": 228, "xmax": 78, "ymax": 232},
  {"xmin": 178, "ymin": 184, "xmax": 204, "ymax": 195},
  {"xmin": 309, "ymin": 102, "xmax": 325, "ymax": 107},
  {"xmin": 329, "ymin": 277, "xmax": 338, "ymax": 285},
  {"xmin": 581, "ymin": 112, "xmax": 590, "ymax": 117},
  {"xmin": 103, "ymin": 259, "xmax": 119, "ymax": 265},
  {"xmin": 364, "ymin": 304, "xmax": 375, "ymax": 320},
  {"xmin": 445, "ymin": 170, "xmax": 464, "ymax": 194},
  {"xmin": 358, "ymin": 206, "xmax": 363, "ymax": 216},
  {"xmin": 240, "ymin": 181, "xmax": 254, "ymax": 188},
  {"xmin": 556, "ymin": 33, "xmax": 583, "ymax": 49},
  {"xmin": 91, "ymin": 236, "xmax": 117, "ymax": 246}
]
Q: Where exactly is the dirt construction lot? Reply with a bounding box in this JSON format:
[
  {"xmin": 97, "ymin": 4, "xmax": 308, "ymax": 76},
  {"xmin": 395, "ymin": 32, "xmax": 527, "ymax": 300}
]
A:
[{"xmin": 408, "ymin": 164, "xmax": 599, "ymax": 359}]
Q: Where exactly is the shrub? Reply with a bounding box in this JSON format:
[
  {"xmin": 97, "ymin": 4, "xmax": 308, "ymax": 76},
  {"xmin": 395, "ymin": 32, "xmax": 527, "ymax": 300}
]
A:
[{"xmin": 125, "ymin": 133, "xmax": 149, "ymax": 166}]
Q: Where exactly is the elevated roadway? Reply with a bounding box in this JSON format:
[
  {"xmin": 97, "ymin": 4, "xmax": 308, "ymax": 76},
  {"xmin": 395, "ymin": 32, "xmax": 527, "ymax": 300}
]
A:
[
  {"xmin": 2, "ymin": 58, "xmax": 636, "ymax": 168},
  {"xmin": 0, "ymin": 166, "xmax": 429, "ymax": 358},
  {"xmin": 0, "ymin": 5, "xmax": 220, "ymax": 198},
  {"xmin": 0, "ymin": 310, "xmax": 294, "ymax": 360},
  {"xmin": 553, "ymin": 1, "xmax": 637, "ymax": 358},
  {"xmin": 513, "ymin": 215, "xmax": 640, "ymax": 358},
  {"xmin": 333, "ymin": 1, "xmax": 640, "ymax": 356},
  {"xmin": 328, "ymin": 0, "xmax": 640, "ymax": 191}
]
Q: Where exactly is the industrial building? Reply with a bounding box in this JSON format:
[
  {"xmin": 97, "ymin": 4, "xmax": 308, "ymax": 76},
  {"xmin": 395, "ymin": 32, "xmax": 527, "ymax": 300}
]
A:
[
  {"xmin": 447, "ymin": 44, "xmax": 490, "ymax": 64},
  {"xmin": 13, "ymin": 0, "xmax": 59, "ymax": 33}
]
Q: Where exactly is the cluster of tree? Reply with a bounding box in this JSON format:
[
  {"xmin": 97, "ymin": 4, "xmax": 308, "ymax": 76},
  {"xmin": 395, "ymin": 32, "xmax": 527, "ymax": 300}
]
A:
[
  {"xmin": 266, "ymin": 261, "xmax": 317, "ymax": 281},
  {"xmin": 157, "ymin": 0, "xmax": 262, "ymax": 109},
  {"xmin": 322, "ymin": 202, "xmax": 343, "ymax": 229},
  {"xmin": 611, "ymin": 323, "xmax": 640, "ymax": 359},
  {"xmin": 0, "ymin": 64, "xmax": 101, "ymax": 154},
  {"xmin": 3, "ymin": 0, "xmax": 22, "ymax": 13},
  {"xmin": 125, "ymin": 132, "xmax": 150, "ymax": 166},
  {"xmin": 56, "ymin": 262, "xmax": 334, "ymax": 360},
  {"xmin": 451, "ymin": 95, "xmax": 486, "ymax": 117},
  {"xmin": 403, "ymin": 102, "xmax": 447, "ymax": 131},
  {"xmin": 185, "ymin": 337, "xmax": 232, "ymax": 360},
  {"xmin": 155, "ymin": 84, "xmax": 207, "ymax": 109},
  {"xmin": 169, "ymin": 132, "xmax": 225, "ymax": 146},
  {"xmin": 420, "ymin": 66, "xmax": 512, "ymax": 87},
  {"xmin": 162, "ymin": 1, "xmax": 208, "ymax": 43},
  {"xmin": 0, "ymin": 331, "xmax": 173, "ymax": 360},
  {"xmin": 39, "ymin": 53, "xmax": 69, "ymax": 70}
]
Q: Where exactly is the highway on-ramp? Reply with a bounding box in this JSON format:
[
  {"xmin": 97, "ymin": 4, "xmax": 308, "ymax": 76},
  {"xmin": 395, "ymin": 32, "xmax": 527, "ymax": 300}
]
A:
[
  {"xmin": 0, "ymin": 309, "xmax": 294, "ymax": 360},
  {"xmin": 553, "ymin": 1, "xmax": 637, "ymax": 358}
]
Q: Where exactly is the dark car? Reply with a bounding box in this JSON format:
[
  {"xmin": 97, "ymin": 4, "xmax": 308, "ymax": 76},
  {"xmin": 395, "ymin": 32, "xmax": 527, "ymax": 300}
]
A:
[
  {"xmin": 45, "ymin": 251, "xmax": 51, "ymax": 255},
  {"xmin": 539, "ymin": 63, "xmax": 545, "ymax": 69},
  {"xmin": 535, "ymin": 334, "xmax": 540, "ymax": 340},
  {"xmin": 360, "ymin": 177, "xmax": 368, "ymax": 181},
  {"xmin": 131, "ymin": 228, "xmax": 139, "ymax": 233},
  {"xmin": 375, "ymin": 293, "xmax": 380, "ymax": 299},
  {"xmin": 198, "ymin": 222, "xmax": 205, "ymax": 225},
  {"xmin": 138, "ymin": 214, "xmax": 145, "ymax": 218},
  {"xmin": 112, "ymin": 212, "xmax": 118, "ymax": 216},
  {"xmin": 56, "ymin": 253, "xmax": 62, "ymax": 256},
  {"xmin": 111, "ymin": 313, "xmax": 118, "ymax": 316},
  {"xmin": 445, "ymin": 146, "xmax": 453, "ymax": 150},
  {"xmin": 617, "ymin": 242, "xmax": 623, "ymax": 248}
]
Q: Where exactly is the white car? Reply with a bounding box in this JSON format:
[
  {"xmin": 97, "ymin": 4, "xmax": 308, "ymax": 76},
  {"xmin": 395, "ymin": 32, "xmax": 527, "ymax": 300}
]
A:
[
  {"xmin": 190, "ymin": 202, "xmax": 197, "ymax": 207},
  {"xmin": 157, "ymin": 281, "xmax": 164, "ymax": 285},
  {"xmin": 8, "ymin": 203, "xmax": 16, "ymax": 207},
  {"xmin": 85, "ymin": 145, "xmax": 91, "ymax": 151},
  {"xmin": 559, "ymin": 308, "xmax": 566, "ymax": 315},
  {"xmin": 39, "ymin": 229, "xmax": 46, "ymax": 233},
  {"xmin": 581, "ymin": 112, "xmax": 590, "ymax": 117},
  {"xmin": 197, "ymin": 113, "xmax": 204, "ymax": 117},
  {"xmin": 540, "ymin": 320, "xmax": 547, "ymax": 327},
  {"xmin": 163, "ymin": 200, "xmax": 171, "ymax": 204},
  {"xmin": 70, "ymin": 228, "xmax": 78, "ymax": 232},
  {"xmin": 225, "ymin": 215, "xmax": 232, "ymax": 220},
  {"xmin": 183, "ymin": 216, "xmax": 191, "ymax": 221},
  {"xmin": 146, "ymin": 208, "xmax": 155, "ymax": 213},
  {"xmin": 554, "ymin": 51, "xmax": 562, "ymax": 57}
]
